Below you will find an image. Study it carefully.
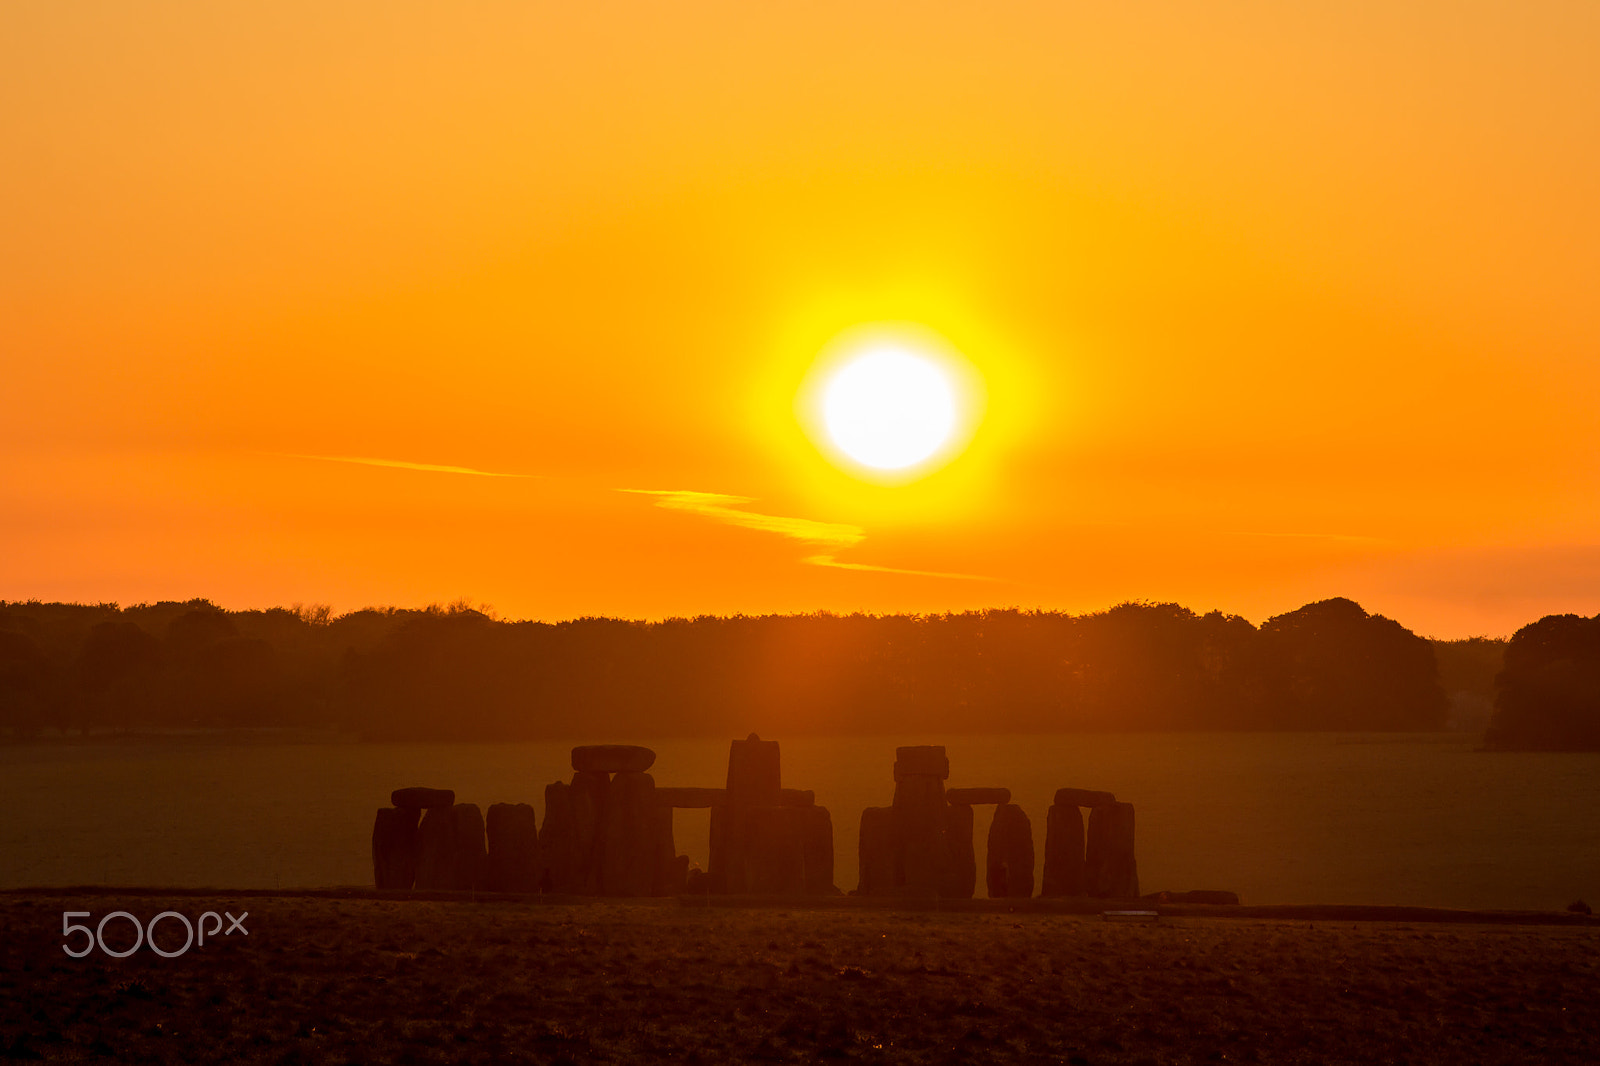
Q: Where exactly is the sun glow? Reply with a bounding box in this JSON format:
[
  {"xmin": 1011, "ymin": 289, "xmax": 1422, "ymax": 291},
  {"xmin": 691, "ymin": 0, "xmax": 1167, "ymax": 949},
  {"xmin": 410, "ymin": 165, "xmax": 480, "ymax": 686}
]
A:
[{"xmin": 797, "ymin": 325, "xmax": 985, "ymax": 483}]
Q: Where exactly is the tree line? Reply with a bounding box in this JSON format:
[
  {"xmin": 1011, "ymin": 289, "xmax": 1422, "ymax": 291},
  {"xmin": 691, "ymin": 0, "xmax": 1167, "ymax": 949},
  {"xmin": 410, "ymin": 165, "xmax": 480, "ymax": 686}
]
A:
[{"xmin": 0, "ymin": 596, "xmax": 1506, "ymax": 740}]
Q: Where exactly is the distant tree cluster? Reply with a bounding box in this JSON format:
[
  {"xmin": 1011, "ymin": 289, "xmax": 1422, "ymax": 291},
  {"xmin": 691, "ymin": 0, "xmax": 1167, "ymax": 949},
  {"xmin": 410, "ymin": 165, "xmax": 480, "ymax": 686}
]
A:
[
  {"xmin": 0, "ymin": 596, "xmax": 1451, "ymax": 740},
  {"xmin": 1485, "ymin": 612, "xmax": 1600, "ymax": 751}
]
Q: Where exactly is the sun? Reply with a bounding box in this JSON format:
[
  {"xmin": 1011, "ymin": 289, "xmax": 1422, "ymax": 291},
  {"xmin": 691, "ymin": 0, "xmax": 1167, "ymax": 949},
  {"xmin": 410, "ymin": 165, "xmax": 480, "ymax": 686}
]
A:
[
  {"xmin": 823, "ymin": 347, "xmax": 957, "ymax": 470},
  {"xmin": 797, "ymin": 325, "xmax": 984, "ymax": 482}
]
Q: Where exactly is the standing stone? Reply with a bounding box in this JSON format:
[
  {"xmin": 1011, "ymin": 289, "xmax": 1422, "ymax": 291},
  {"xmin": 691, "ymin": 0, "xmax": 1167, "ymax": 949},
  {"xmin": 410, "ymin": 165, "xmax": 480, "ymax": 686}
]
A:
[
  {"xmin": 1085, "ymin": 801, "xmax": 1139, "ymax": 899},
  {"xmin": 985, "ymin": 803, "xmax": 1035, "ymax": 899},
  {"xmin": 414, "ymin": 805, "xmax": 456, "ymax": 889},
  {"xmin": 570, "ymin": 769, "xmax": 611, "ymax": 894},
  {"xmin": 942, "ymin": 803, "xmax": 976, "ymax": 899},
  {"xmin": 450, "ymin": 803, "xmax": 488, "ymax": 891},
  {"xmin": 726, "ymin": 734, "xmax": 782, "ymax": 807},
  {"xmin": 486, "ymin": 802, "xmax": 540, "ymax": 893},
  {"xmin": 893, "ymin": 745, "xmax": 950, "ymax": 781},
  {"xmin": 391, "ymin": 787, "xmax": 455, "ymax": 809},
  {"xmin": 708, "ymin": 803, "xmax": 735, "ymax": 893},
  {"xmin": 649, "ymin": 806, "xmax": 680, "ymax": 895},
  {"xmin": 746, "ymin": 807, "xmax": 807, "ymax": 895},
  {"xmin": 372, "ymin": 807, "xmax": 421, "ymax": 890},
  {"xmin": 1042, "ymin": 803, "xmax": 1087, "ymax": 897},
  {"xmin": 571, "ymin": 745, "xmax": 656, "ymax": 774},
  {"xmin": 779, "ymin": 788, "xmax": 815, "ymax": 806},
  {"xmin": 893, "ymin": 774, "xmax": 948, "ymax": 896},
  {"xmin": 802, "ymin": 805, "xmax": 835, "ymax": 895},
  {"xmin": 600, "ymin": 771, "xmax": 657, "ymax": 896},
  {"xmin": 857, "ymin": 806, "xmax": 902, "ymax": 895},
  {"xmin": 540, "ymin": 781, "xmax": 580, "ymax": 893}
]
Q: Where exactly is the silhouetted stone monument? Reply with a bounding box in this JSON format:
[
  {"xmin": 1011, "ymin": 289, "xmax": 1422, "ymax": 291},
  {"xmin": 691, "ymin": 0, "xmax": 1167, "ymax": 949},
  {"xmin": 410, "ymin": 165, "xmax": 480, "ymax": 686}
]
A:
[
  {"xmin": 707, "ymin": 734, "xmax": 833, "ymax": 896},
  {"xmin": 985, "ymin": 803, "xmax": 1034, "ymax": 898},
  {"xmin": 391, "ymin": 787, "xmax": 455, "ymax": 809},
  {"xmin": 941, "ymin": 802, "xmax": 976, "ymax": 899},
  {"xmin": 1041, "ymin": 802, "xmax": 1087, "ymax": 897},
  {"xmin": 893, "ymin": 752, "xmax": 949, "ymax": 896},
  {"xmin": 1085, "ymin": 801, "xmax": 1139, "ymax": 899},
  {"xmin": 599, "ymin": 770, "xmax": 658, "ymax": 896},
  {"xmin": 414, "ymin": 804, "xmax": 457, "ymax": 890},
  {"xmin": 857, "ymin": 746, "xmax": 1018, "ymax": 899},
  {"xmin": 571, "ymin": 744, "xmax": 657, "ymax": 774},
  {"xmin": 372, "ymin": 806, "xmax": 420, "ymax": 889},
  {"xmin": 539, "ymin": 780, "xmax": 579, "ymax": 893},
  {"xmin": 449, "ymin": 803, "xmax": 488, "ymax": 891},
  {"xmin": 486, "ymin": 802, "xmax": 540, "ymax": 893}
]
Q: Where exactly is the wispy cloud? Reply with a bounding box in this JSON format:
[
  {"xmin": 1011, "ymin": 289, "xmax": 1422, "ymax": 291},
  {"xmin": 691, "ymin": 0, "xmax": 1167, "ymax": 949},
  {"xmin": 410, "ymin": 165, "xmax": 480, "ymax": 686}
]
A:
[
  {"xmin": 1220, "ymin": 529, "xmax": 1392, "ymax": 546},
  {"xmin": 624, "ymin": 489, "xmax": 992, "ymax": 581},
  {"xmin": 283, "ymin": 454, "xmax": 540, "ymax": 478}
]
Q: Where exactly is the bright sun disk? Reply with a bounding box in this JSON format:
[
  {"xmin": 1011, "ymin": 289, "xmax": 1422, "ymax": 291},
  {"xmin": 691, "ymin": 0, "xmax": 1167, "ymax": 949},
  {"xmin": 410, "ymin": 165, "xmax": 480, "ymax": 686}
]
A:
[{"xmin": 822, "ymin": 346, "xmax": 957, "ymax": 470}]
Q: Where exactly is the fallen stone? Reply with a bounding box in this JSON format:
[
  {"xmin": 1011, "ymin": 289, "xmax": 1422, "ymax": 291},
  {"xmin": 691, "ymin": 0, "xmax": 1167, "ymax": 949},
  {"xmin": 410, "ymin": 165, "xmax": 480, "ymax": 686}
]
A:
[
  {"xmin": 450, "ymin": 803, "xmax": 488, "ymax": 891},
  {"xmin": 801, "ymin": 805, "xmax": 835, "ymax": 895},
  {"xmin": 726, "ymin": 734, "xmax": 782, "ymax": 807},
  {"xmin": 1041, "ymin": 803, "xmax": 1086, "ymax": 897},
  {"xmin": 1054, "ymin": 788, "xmax": 1117, "ymax": 809},
  {"xmin": 414, "ymin": 805, "xmax": 457, "ymax": 890},
  {"xmin": 685, "ymin": 863, "xmax": 710, "ymax": 894},
  {"xmin": 856, "ymin": 806, "xmax": 902, "ymax": 896},
  {"xmin": 945, "ymin": 787, "xmax": 1010, "ymax": 806},
  {"xmin": 391, "ymin": 787, "xmax": 455, "ymax": 810},
  {"xmin": 486, "ymin": 802, "xmax": 540, "ymax": 893},
  {"xmin": 942, "ymin": 802, "xmax": 976, "ymax": 899},
  {"xmin": 779, "ymin": 788, "xmax": 815, "ymax": 806},
  {"xmin": 893, "ymin": 745, "xmax": 950, "ymax": 781},
  {"xmin": 660, "ymin": 852, "xmax": 691, "ymax": 896},
  {"xmin": 1085, "ymin": 801, "xmax": 1138, "ymax": 900},
  {"xmin": 539, "ymin": 781, "xmax": 580, "ymax": 893},
  {"xmin": 1142, "ymin": 889, "xmax": 1239, "ymax": 906},
  {"xmin": 571, "ymin": 744, "xmax": 656, "ymax": 774},
  {"xmin": 372, "ymin": 807, "xmax": 420, "ymax": 890},
  {"xmin": 654, "ymin": 787, "xmax": 727, "ymax": 808},
  {"xmin": 985, "ymin": 803, "xmax": 1035, "ymax": 899}
]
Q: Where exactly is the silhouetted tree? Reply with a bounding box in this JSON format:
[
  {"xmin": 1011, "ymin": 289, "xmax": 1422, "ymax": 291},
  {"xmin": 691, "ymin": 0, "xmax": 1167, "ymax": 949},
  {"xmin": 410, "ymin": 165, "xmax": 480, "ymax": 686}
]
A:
[
  {"xmin": 1485, "ymin": 613, "xmax": 1600, "ymax": 751},
  {"xmin": 1257, "ymin": 598, "xmax": 1448, "ymax": 730}
]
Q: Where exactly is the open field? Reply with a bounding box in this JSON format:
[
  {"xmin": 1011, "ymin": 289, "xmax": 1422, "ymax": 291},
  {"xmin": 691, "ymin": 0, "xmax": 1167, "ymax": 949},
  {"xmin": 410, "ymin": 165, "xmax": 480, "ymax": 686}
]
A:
[
  {"xmin": 5, "ymin": 734, "xmax": 1600, "ymax": 909},
  {"xmin": 4, "ymin": 891, "xmax": 1598, "ymax": 1064}
]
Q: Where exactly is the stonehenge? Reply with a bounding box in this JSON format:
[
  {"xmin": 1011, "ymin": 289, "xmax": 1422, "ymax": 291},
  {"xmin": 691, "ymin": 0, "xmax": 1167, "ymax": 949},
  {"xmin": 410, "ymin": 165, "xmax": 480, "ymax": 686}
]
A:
[
  {"xmin": 708, "ymin": 735, "xmax": 835, "ymax": 896},
  {"xmin": 371, "ymin": 806, "xmax": 420, "ymax": 889},
  {"xmin": 985, "ymin": 803, "xmax": 1034, "ymax": 898},
  {"xmin": 856, "ymin": 746, "xmax": 1025, "ymax": 900},
  {"xmin": 1043, "ymin": 788, "xmax": 1139, "ymax": 900},
  {"xmin": 369, "ymin": 742, "xmax": 1142, "ymax": 906},
  {"xmin": 486, "ymin": 802, "xmax": 540, "ymax": 893}
]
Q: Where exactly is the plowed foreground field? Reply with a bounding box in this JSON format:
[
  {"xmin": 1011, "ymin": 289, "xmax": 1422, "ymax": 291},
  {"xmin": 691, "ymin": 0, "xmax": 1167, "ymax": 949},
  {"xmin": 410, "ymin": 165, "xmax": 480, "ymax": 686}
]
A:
[{"xmin": 3, "ymin": 892, "xmax": 1598, "ymax": 1064}]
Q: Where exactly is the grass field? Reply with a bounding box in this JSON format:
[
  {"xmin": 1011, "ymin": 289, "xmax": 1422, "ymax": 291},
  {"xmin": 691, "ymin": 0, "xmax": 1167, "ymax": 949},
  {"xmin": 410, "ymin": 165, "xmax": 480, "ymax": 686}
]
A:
[{"xmin": 4, "ymin": 891, "xmax": 1598, "ymax": 1064}]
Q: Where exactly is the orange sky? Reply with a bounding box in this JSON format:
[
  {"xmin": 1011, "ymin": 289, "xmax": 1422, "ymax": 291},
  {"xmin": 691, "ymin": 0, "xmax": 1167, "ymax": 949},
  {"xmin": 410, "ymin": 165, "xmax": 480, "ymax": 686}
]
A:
[{"xmin": 3, "ymin": 1, "xmax": 1598, "ymax": 638}]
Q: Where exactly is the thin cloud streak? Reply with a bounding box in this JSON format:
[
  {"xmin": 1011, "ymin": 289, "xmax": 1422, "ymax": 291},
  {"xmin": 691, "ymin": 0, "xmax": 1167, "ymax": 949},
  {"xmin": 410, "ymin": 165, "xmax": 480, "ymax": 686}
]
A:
[
  {"xmin": 624, "ymin": 489, "xmax": 994, "ymax": 582},
  {"xmin": 283, "ymin": 454, "xmax": 541, "ymax": 478}
]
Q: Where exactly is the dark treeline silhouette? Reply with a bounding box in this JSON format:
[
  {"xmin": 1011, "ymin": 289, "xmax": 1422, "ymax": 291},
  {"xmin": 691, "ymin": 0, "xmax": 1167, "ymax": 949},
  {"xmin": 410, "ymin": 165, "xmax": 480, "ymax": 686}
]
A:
[
  {"xmin": 0, "ymin": 596, "xmax": 1455, "ymax": 740},
  {"xmin": 1485, "ymin": 612, "xmax": 1600, "ymax": 751}
]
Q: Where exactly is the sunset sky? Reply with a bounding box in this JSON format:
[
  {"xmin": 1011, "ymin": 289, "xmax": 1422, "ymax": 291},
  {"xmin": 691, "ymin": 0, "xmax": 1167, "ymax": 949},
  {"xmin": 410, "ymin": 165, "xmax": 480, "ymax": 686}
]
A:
[{"xmin": 4, "ymin": 1, "xmax": 1597, "ymax": 638}]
